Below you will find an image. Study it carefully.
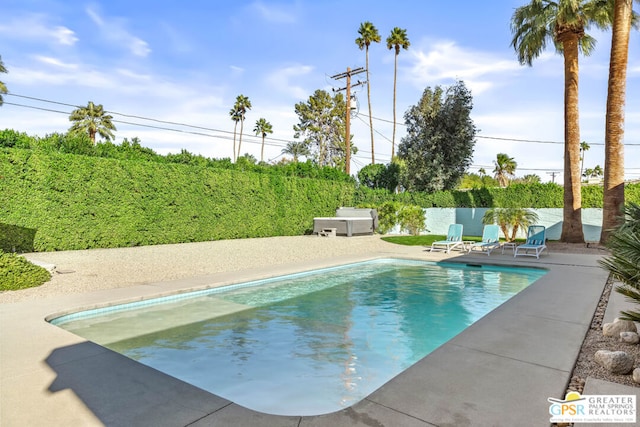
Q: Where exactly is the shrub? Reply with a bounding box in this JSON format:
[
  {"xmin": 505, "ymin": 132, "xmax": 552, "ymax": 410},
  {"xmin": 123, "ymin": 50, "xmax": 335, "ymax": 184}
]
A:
[
  {"xmin": 599, "ymin": 204, "xmax": 640, "ymax": 321},
  {"xmin": 397, "ymin": 205, "xmax": 426, "ymax": 236},
  {"xmin": 0, "ymin": 251, "xmax": 51, "ymax": 290}
]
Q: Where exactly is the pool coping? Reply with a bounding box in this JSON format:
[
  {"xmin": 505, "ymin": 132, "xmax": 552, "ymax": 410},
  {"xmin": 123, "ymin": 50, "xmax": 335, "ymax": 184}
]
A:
[{"xmin": 0, "ymin": 242, "xmax": 620, "ymax": 426}]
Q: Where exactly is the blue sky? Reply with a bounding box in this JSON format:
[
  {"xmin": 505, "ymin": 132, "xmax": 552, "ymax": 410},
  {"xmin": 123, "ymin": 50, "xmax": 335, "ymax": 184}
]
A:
[{"xmin": 1, "ymin": 0, "xmax": 639, "ymax": 182}]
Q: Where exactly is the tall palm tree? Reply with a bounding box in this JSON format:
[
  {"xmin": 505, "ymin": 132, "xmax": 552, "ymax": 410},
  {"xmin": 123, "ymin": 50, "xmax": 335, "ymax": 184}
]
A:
[
  {"xmin": 281, "ymin": 141, "xmax": 310, "ymax": 162},
  {"xmin": 386, "ymin": 27, "xmax": 410, "ymax": 159},
  {"xmin": 580, "ymin": 140, "xmax": 590, "ymax": 179},
  {"xmin": 253, "ymin": 118, "xmax": 273, "ymax": 163},
  {"xmin": 68, "ymin": 101, "xmax": 116, "ymax": 143},
  {"xmin": 601, "ymin": 0, "xmax": 635, "ymax": 244},
  {"xmin": 229, "ymin": 107, "xmax": 241, "ymax": 162},
  {"xmin": 233, "ymin": 94, "xmax": 252, "ymax": 160},
  {"xmin": 0, "ymin": 56, "xmax": 7, "ymax": 106},
  {"xmin": 493, "ymin": 153, "xmax": 517, "ymax": 187},
  {"xmin": 511, "ymin": 0, "xmax": 613, "ymax": 243},
  {"xmin": 356, "ymin": 21, "xmax": 381, "ymax": 164}
]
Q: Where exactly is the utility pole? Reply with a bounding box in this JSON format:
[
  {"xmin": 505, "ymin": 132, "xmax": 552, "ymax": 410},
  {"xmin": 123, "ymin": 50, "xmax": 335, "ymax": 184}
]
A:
[
  {"xmin": 547, "ymin": 171, "xmax": 560, "ymax": 183},
  {"xmin": 331, "ymin": 66, "xmax": 365, "ymax": 175}
]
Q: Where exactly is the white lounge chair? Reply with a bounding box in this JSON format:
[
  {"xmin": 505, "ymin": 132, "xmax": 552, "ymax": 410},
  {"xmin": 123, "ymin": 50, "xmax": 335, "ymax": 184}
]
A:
[
  {"xmin": 514, "ymin": 225, "xmax": 547, "ymax": 259},
  {"xmin": 430, "ymin": 224, "xmax": 464, "ymax": 253},
  {"xmin": 468, "ymin": 224, "xmax": 501, "ymax": 256}
]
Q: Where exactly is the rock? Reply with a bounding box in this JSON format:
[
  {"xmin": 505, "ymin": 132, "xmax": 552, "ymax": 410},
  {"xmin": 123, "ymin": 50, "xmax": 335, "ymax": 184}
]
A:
[
  {"xmin": 634, "ymin": 368, "xmax": 640, "ymax": 384},
  {"xmin": 620, "ymin": 331, "xmax": 640, "ymax": 344},
  {"xmin": 603, "ymin": 318, "xmax": 638, "ymax": 337},
  {"xmin": 594, "ymin": 350, "xmax": 635, "ymax": 374}
]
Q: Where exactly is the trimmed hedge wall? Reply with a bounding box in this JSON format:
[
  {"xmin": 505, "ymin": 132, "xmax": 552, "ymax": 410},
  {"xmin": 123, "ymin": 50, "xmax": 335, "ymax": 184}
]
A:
[
  {"xmin": 354, "ymin": 182, "xmax": 640, "ymax": 209},
  {"xmin": 2, "ymin": 148, "xmax": 639, "ymax": 252},
  {"xmin": 0, "ymin": 150, "xmax": 354, "ymax": 251}
]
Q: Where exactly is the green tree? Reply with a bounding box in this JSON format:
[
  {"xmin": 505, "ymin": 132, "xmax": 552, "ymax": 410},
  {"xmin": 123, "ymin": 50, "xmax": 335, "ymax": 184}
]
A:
[
  {"xmin": 386, "ymin": 27, "xmax": 410, "ymax": 159},
  {"xmin": 483, "ymin": 207, "xmax": 539, "ymax": 242},
  {"xmin": 281, "ymin": 140, "xmax": 311, "ymax": 162},
  {"xmin": 520, "ymin": 174, "xmax": 542, "ymax": 184},
  {"xmin": 599, "ymin": 203, "xmax": 640, "ymax": 321},
  {"xmin": 232, "ymin": 94, "xmax": 252, "ymax": 161},
  {"xmin": 580, "ymin": 141, "xmax": 590, "ymax": 179},
  {"xmin": 293, "ymin": 89, "xmax": 354, "ymax": 171},
  {"xmin": 0, "ymin": 56, "xmax": 7, "ymax": 106},
  {"xmin": 68, "ymin": 101, "xmax": 116, "ymax": 143},
  {"xmin": 493, "ymin": 153, "xmax": 517, "ymax": 187},
  {"xmin": 357, "ymin": 162, "xmax": 399, "ymax": 192},
  {"xmin": 398, "ymin": 81, "xmax": 476, "ymax": 192},
  {"xmin": 458, "ymin": 173, "xmax": 499, "ymax": 189},
  {"xmin": 356, "ymin": 21, "xmax": 381, "ymax": 164},
  {"xmin": 511, "ymin": 0, "xmax": 614, "ymax": 243},
  {"xmin": 602, "ymin": 0, "xmax": 636, "ymax": 244},
  {"xmin": 253, "ymin": 118, "xmax": 273, "ymax": 163},
  {"xmin": 229, "ymin": 107, "xmax": 242, "ymax": 162}
]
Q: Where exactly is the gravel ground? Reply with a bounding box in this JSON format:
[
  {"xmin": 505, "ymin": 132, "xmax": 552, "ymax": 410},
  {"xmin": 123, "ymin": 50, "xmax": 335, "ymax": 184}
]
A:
[{"xmin": 1, "ymin": 235, "xmax": 399, "ymax": 304}]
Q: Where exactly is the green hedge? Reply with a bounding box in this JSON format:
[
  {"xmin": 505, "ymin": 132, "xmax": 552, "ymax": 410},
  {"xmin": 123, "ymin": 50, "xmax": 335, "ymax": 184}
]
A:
[
  {"xmin": 355, "ymin": 182, "xmax": 640, "ymax": 209},
  {"xmin": 0, "ymin": 251, "xmax": 51, "ymax": 290},
  {"xmin": 0, "ymin": 150, "xmax": 354, "ymax": 251},
  {"xmin": 2, "ymin": 148, "xmax": 639, "ymax": 252}
]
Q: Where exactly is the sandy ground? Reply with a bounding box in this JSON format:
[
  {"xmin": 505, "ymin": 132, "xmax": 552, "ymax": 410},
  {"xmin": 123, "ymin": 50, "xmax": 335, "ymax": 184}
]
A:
[{"xmin": 1, "ymin": 235, "xmax": 399, "ymax": 304}]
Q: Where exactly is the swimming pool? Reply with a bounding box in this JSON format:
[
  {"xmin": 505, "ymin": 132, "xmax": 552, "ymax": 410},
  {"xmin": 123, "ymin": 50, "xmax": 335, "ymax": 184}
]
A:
[{"xmin": 51, "ymin": 258, "xmax": 546, "ymax": 416}]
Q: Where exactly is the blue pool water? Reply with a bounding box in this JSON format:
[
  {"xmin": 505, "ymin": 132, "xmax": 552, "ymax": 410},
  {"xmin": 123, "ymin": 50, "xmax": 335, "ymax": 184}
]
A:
[{"xmin": 51, "ymin": 259, "xmax": 546, "ymax": 416}]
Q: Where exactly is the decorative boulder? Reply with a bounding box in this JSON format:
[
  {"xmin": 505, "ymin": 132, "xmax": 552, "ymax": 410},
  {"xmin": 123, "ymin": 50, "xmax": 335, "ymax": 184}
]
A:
[
  {"xmin": 634, "ymin": 368, "xmax": 640, "ymax": 384},
  {"xmin": 620, "ymin": 331, "xmax": 640, "ymax": 344},
  {"xmin": 603, "ymin": 318, "xmax": 637, "ymax": 337},
  {"xmin": 594, "ymin": 350, "xmax": 634, "ymax": 375}
]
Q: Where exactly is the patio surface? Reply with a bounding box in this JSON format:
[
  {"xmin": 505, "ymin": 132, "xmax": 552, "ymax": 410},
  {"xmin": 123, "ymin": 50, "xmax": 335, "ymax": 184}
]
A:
[{"xmin": 1, "ymin": 235, "xmax": 637, "ymax": 426}]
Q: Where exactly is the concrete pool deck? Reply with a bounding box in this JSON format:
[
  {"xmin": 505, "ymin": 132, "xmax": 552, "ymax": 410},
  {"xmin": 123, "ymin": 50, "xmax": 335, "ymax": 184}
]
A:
[{"xmin": 1, "ymin": 235, "xmax": 637, "ymax": 426}]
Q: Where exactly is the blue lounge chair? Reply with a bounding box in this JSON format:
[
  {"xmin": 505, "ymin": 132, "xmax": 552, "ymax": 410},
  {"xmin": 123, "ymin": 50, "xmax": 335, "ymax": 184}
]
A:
[
  {"xmin": 514, "ymin": 225, "xmax": 547, "ymax": 259},
  {"xmin": 468, "ymin": 224, "xmax": 501, "ymax": 256},
  {"xmin": 430, "ymin": 224, "xmax": 464, "ymax": 253}
]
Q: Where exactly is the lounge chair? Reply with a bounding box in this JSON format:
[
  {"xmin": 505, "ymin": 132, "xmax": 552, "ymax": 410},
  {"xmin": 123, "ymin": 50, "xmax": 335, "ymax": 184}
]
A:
[
  {"xmin": 468, "ymin": 224, "xmax": 501, "ymax": 256},
  {"xmin": 430, "ymin": 224, "xmax": 464, "ymax": 253},
  {"xmin": 514, "ymin": 225, "xmax": 547, "ymax": 259}
]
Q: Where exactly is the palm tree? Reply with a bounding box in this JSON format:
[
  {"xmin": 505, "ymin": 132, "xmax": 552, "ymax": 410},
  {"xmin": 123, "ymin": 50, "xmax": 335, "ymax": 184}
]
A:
[
  {"xmin": 386, "ymin": 27, "xmax": 410, "ymax": 159},
  {"xmin": 356, "ymin": 21, "xmax": 381, "ymax": 164},
  {"xmin": 229, "ymin": 107, "xmax": 241, "ymax": 162},
  {"xmin": 602, "ymin": 0, "xmax": 635, "ymax": 244},
  {"xmin": 253, "ymin": 118, "xmax": 273, "ymax": 163},
  {"xmin": 511, "ymin": 0, "xmax": 613, "ymax": 243},
  {"xmin": 599, "ymin": 203, "xmax": 640, "ymax": 321},
  {"xmin": 68, "ymin": 101, "xmax": 116, "ymax": 143},
  {"xmin": 483, "ymin": 207, "xmax": 539, "ymax": 242},
  {"xmin": 281, "ymin": 141, "xmax": 310, "ymax": 162},
  {"xmin": 493, "ymin": 153, "xmax": 517, "ymax": 187},
  {"xmin": 233, "ymin": 94, "xmax": 252, "ymax": 161},
  {"xmin": 0, "ymin": 56, "xmax": 7, "ymax": 106},
  {"xmin": 580, "ymin": 140, "xmax": 590, "ymax": 179}
]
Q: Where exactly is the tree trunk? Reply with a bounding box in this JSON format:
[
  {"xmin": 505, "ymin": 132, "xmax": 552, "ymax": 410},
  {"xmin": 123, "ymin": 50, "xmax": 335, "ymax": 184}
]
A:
[
  {"xmin": 237, "ymin": 119, "xmax": 244, "ymax": 160},
  {"xmin": 601, "ymin": 0, "xmax": 632, "ymax": 244},
  {"xmin": 392, "ymin": 51, "xmax": 398, "ymax": 159},
  {"xmin": 366, "ymin": 48, "xmax": 375, "ymax": 164},
  {"xmin": 560, "ymin": 37, "xmax": 585, "ymax": 243},
  {"xmin": 232, "ymin": 122, "xmax": 238, "ymax": 163}
]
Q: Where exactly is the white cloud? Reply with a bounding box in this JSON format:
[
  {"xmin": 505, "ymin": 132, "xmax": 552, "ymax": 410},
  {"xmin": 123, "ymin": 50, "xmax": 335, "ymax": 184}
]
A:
[
  {"xmin": 405, "ymin": 40, "xmax": 522, "ymax": 94},
  {"xmin": 249, "ymin": 1, "xmax": 298, "ymax": 24},
  {"xmin": 34, "ymin": 55, "xmax": 78, "ymax": 69},
  {"xmin": 85, "ymin": 6, "xmax": 151, "ymax": 57},
  {"xmin": 265, "ymin": 64, "xmax": 314, "ymax": 99},
  {"xmin": 0, "ymin": 15, "xmax": 78, "ymax": 46}
]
